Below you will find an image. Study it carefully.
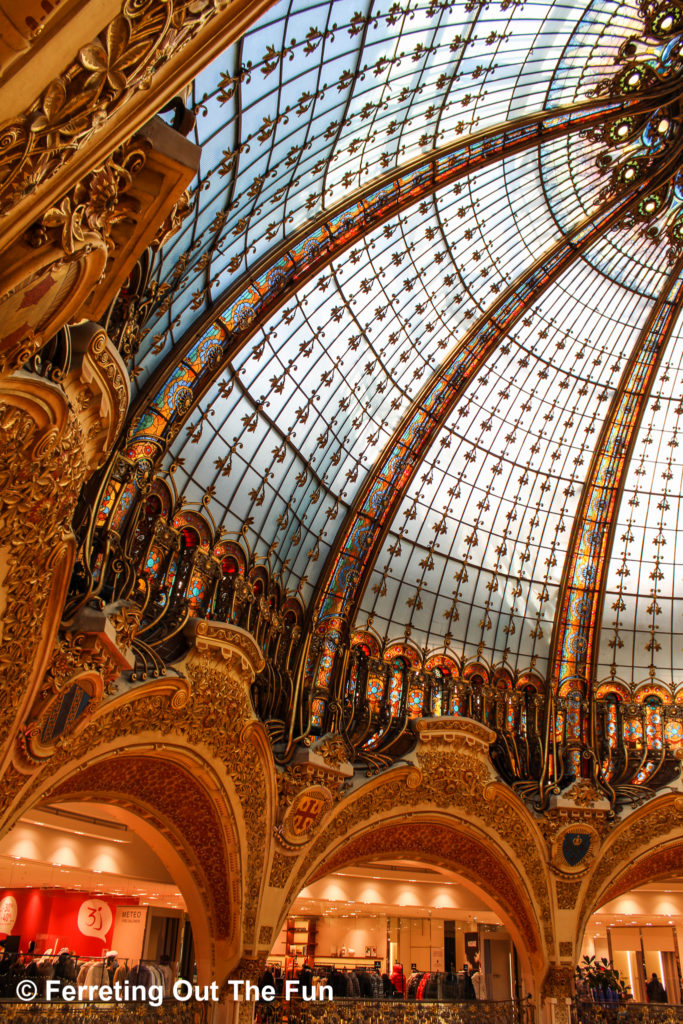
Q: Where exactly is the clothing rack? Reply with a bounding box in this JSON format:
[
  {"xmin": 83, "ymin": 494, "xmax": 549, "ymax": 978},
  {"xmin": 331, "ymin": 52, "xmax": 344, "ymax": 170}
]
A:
[{"xmin": 0, "ymin": 951, "xmax": 177, "ymax": 1002}]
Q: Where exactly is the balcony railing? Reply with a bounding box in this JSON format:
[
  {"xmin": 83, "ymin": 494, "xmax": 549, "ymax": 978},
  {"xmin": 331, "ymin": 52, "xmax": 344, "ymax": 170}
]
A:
[
  {"xmin": 255, "ymin": 997, "xmax": 536, "ymax": 1024},
  {"xmin": 66, "ymin": 455, "xmax": 683, "ymax": 808},
  {"xmin": 575, "ymin": 1001, "xmax": 683, "ymax": 1024},
  {"xmin": 0, "ymin": 1001, "xmax": 209, "ymax": 1023}
]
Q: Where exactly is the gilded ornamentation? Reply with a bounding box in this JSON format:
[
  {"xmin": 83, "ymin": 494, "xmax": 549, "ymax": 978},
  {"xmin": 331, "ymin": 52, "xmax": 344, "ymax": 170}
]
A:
[
  {"xmin": 18, "ymin": 630, "xmax": 119, "ymax": 764},
  {"xmin": 550, "ymin": 824, "xmax": 599, "ymax": 876},
  {"xmin": 52, "ymin": 755, "xmax": 238, "ymax": 942},
  {"xmin": 151, "ymin": 187, "xmax": 194, "ymax": 251},
  {"xmin": 282, "ymin": 734, "xmax": 553, "ymax": 957},
  {"xmin": 85, "ymin": 327, "xmax": 130, "ymax": 429},
  {"xmin": 227, "ymin": 957, "xmax": 268, "ymax": 982},
  {"xmin": 0, "ymin": 1, "xmax": 225, "ymax": 217},
  {"xmin": 598, "ymin": 842, "xmax": 683, "ymax": 906},
  {"xmin": 193, "ymin": 619, "xmax": 266, "ymax": 678},
  {"xmin": 274, "ymin": 755, "xmax": 349, "ymax": 849},
  {"xmin": 541, "ymin": 963, "xmax": 574, "ymax": 1000},
  {"xmin": 26, "ymin": 141, "xmax": 147, "ymax": 256},
  {"xmin": 258, "ymin": 925, "xmax": 273, "ymax": 946},
  {"xmin": 558, "ymin": 941, "xmax": 573, "ymax": 958},
  {"xmin": 1, "ymin": 1003, "xmax": 209, "ymax": 1024},
  {"xmin": 0, "ymin": 386, "xmax": 87, "ymax": 758},
  {"xmin": 42, "ymin": 632, "xmax": 117, "ymax": 696},
  {"xmin": 277, "ymin": 786, "xmax": 334, "ymax": 849},
  {"xmin": 312, "ymin": 734, "xmax": 349, "ymax": 770},
  {"xmin": 56, "ymin": 322, "xmax": 130, "ymax": 472},
  {"xmin": 580, "ymin": 797, "xmax": 683, "ymax": 923},
  {"xmin": 111, "ymin": 602, "xmax": 143, "ymax": 650},
  {"xmin": 269, "ymin": 851, "xmax": 296, "ymax": 889},
  {"xmin": 308, "ymin": 820, "xmax": 542, "ymax": 956},
  {"xmin": 563, "ymin": 780, "xmax": 601, "ymax": 808},
  {"xmin": 3, "ymin": 627, "xmax": 271, "ymax": 952},
  {"xmin": 275, "ymin": 1005, "xmax": 527, "ymax": 1024},
  {"xmin": 538, "ymin": 805, "xmax": 611, "ymax": 849},
  {"xmin": 555, "ymin": 879, "xmax": 581, "ymax": 910}
]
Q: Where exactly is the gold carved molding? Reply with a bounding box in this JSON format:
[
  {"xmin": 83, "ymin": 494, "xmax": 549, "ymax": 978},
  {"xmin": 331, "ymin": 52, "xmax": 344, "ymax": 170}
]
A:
[
  {"xmin": 0, "ymin": 0, "xmax": 275, "ymax": 256},
  {"xmin": 189, "ymin": 618, "xmax": 266, "ymax": 682},
  {"xmin": 0, "ymin": 323, "xmax": 129, "ymax": 777},
  {"xmin": 63, "ymin": 322, "xmax": 130, "ymax": 468},
  {"xmin": 0, "ymin": 122, "xmax": 199, "ymax": 375},
  {"xmin": 274, "ymin": 728, "xmax": 554, "ymax": 963},
  {"xmin": 0, "ymin": 376, "xmax": 87, "ymax": 774}
]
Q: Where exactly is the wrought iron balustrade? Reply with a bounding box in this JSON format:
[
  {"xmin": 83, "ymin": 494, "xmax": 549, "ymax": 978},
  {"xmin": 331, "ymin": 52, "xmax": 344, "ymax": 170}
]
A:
[
  {"xmin": 310, "ymin": 642, "xmax": 682, "ymax": 807},
  {"xmin": 575, "ymin": 1001, "xmax": 683, "ymax": 1024},
  {"xmin": 65, "ymin": 457, "xmax": 305, "ymax": 735},
  {"xmin": 65, "ymin": 456, "xmax": 683, "ymax": 806},
  {"xmin": 256, "ymin": 997, "xmax": 535, "ymax": 1024},
  {"xmin": 0, "ymin": 1001, "xmax": 209, "ymax": 1023}
]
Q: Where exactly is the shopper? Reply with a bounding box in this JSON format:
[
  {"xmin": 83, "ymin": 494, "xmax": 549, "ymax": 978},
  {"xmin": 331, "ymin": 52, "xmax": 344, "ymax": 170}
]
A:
[
  {"xmin": 460, "ymin": 966, "xmax": 476, "ymax": 1000},
  {"xmin": 646, "ymin": 973, "xmax": 667, "ymax": 1003},
  {"xmin": 471, "ymin": 967, "xmax": 487, "ymax": 1000},
  {"xmin": 298, "ymin": 960, "xmax": 313, "ymax": 998}
]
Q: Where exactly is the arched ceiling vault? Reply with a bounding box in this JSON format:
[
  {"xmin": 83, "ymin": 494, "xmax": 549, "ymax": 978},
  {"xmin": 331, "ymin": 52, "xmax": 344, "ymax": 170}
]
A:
[{"xmin": 123, "ymin": 0, "xmax": 683, "ymax": 692}]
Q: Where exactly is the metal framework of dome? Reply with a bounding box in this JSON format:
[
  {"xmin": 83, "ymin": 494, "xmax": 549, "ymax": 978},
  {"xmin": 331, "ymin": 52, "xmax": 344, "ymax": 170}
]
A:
[{"xmin": 75, "ymin": 0, "xmax": 683, "ymax": 810}]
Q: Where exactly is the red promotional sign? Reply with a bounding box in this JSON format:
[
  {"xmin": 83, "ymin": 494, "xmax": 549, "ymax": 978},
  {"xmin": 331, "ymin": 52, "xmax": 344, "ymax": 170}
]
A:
[{"xmin": 0, "ymin": 889, "xmax": 139, "ymax": 956}]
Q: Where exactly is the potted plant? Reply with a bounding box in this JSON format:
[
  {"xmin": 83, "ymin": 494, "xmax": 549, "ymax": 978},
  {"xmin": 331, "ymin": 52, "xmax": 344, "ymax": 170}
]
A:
[{"xmin": 575, "ymin": 955, "xmax": 631, "ymax": 1003}]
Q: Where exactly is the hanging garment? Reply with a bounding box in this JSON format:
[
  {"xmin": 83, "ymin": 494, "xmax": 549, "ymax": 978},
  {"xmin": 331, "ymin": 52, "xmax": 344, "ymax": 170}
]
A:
[
  {"xmin": 329, "ymin": 969, "xmax": 348, "ymax": 998},
  {"xmin": 298, "ymin": 965, "xmax": 313, "ymax": 997},
  {"xmin": 84, "ymin": 960, "xmax": 111, "ymax": 999},
  {"xmin": 356, "ymin": 971, "xmax": 374, "ymax": 998},
  {"xmin": 416, "ymin": 973, "xmax": 430, "ymax": 999},
  {"xmin": 421, "ymin": 973, "xmax": 440, "ymax": 1000},
  {"xmin": 381, "ymin": 973, "xmax": 396, "ymax": 997},
  {"xmin": 390, "ymin": 963, "xmax": 406, "ymax": 995},
  {"xmin": 113, "ymin": 963, "xmax": 128, "ymax": 987},
  {"xmin": 55, "ymin": 953, "xmax": 78, "ymax": 985},
  {"xmin": 406, "ymin": 972, "xmax": 423, "ymax": 998},
  {"xmin": 77, "ymin": 961, "xmax": 95, "ymax": 988}
]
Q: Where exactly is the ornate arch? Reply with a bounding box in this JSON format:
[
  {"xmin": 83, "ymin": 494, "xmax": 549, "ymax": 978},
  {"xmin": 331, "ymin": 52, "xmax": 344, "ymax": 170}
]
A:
[
  {"xmin": 577, "ymin": 794, "xmax": 683, "ymax": 946},
  {"xmin": 0, "ymin": 621, "xmax": 278, "ymax": 976},
  {"xmin": 262, "ymin": 719, "xmax": 552, "ymax": 996},
  {"xmin": 307, "ymin": 818, "xmax": 542, "ymax": 969},
  {"xmin": 40, "ymin": 751, "xmax": 241, "ymax": 979}
]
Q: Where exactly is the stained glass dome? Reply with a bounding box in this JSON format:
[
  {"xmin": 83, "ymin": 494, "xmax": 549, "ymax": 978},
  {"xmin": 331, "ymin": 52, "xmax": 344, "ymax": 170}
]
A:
[{"xmin": 125, "ymin": 0, "xmax": 683, "ymax": 700}]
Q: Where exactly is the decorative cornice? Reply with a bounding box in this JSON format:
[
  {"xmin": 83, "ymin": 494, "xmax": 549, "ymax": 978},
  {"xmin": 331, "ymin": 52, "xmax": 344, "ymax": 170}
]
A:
[
  {"xmin": 415, "ymin": 715, "xmax": 496, "ymax": 754},
  {"xmin": 188, "ymin": 618, "xmax": 266, "ymax": 680}
]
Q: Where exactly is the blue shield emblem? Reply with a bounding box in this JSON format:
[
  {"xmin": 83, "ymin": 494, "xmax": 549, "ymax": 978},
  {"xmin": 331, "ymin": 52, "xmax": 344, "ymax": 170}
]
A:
[{"xmin": 562, "ymin": 832, "xmax": 591, "ymax": 867}]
